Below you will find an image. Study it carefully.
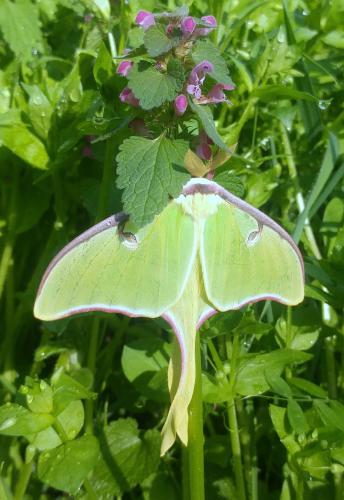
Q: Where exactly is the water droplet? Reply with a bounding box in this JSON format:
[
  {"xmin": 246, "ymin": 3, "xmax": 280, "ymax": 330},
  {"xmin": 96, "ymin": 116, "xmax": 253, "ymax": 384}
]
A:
[
  {"xmin": 27, "ymin": 395, "xmax": 33, "ymax": 404},
  {"xmin": 32, "ymin": 48, "xmax": 38, "ymax": 56},
  {"xmin": 68, "ymin": 429, "xmax": 77, "ymax": 439},
  {"xmin": 20, "ymin": 385, "xmax": 29, "ymax": 394},
  {"xmin": 277, "ymin": 31, "xmax": 286, "ymax": 43},
  {"xmin": 0, "ymin": 417, "xmax": 16, "ymax": 430},
  {"xmin": 40, "ymin": 380, "xmax": 48, "ymax": 391},
  {"xmin": 32, "ymin": 96, "xmax": 42, "ymax": 106},
  {"xmin": 318, "ymin": 99, "xmax": 331, "ymax": 110}
]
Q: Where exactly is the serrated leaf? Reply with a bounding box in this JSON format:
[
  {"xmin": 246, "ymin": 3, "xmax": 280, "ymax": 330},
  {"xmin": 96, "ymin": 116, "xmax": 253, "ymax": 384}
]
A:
[
  {"xmin": 38, "ymin": 435, "xmax": 99, "ymax": 495},
  {"xmin": 144, "ymin": 25, "xmax": 179, "ymax": 57},
  {"xmin": 167, "ymin": 58, "xmax": 185, "ymax": 89},
  {"xmin": 0, "ymin": 0, "xmax": 43, "ymax": 62},
  {"xmin": 89, "ymin": 419, "xmax": 161, "ymax": 497},
  {"xmin": 189, "ymin": 101, "xmax": 230, "ymax": 152},
  {"xmin": 127, "ymin": 62, "xmax": 181, "ymax": 110},
  {"xmin": 192, "ymin": 40, "xmax": 234, "ymax": 87},
  {"xmin": 116, "ymin": 135, "xmax": 190, "ymax": 227},
  {"xmin": 214, "ymin": 173, "xmax": 245, "ymax": 197}
]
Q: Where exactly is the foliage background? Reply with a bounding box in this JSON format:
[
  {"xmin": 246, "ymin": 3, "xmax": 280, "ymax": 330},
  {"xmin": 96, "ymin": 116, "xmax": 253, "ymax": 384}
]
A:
[{"xmin": 0, "ymin": 0, "xmax": 344, "ymax": 498}]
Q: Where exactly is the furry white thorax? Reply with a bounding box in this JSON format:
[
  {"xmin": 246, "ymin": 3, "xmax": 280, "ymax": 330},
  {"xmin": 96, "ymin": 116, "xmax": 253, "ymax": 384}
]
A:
[{"xmin": 175, "ymin": 192, "xmax": 222, "ymax": 219}]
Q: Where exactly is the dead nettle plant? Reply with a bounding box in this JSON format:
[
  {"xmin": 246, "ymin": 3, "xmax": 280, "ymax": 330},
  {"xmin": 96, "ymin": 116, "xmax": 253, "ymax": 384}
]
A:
[{"xmin": 1, "ymin": 6, "xmax": 305, "ymax": 500}]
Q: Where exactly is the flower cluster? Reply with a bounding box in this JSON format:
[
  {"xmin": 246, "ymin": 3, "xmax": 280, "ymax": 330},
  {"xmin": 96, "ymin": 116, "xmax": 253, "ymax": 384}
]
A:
[{"xmin": 116, "ymin": 9, "xmax": 234, "ymax": 161}]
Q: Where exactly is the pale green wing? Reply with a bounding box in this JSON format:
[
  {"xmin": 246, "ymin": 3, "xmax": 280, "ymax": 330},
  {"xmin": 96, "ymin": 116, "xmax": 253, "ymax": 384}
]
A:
[
  {"xmin": 34, "ymin": 202, "xmax": 197, "ymax": 321},
  {"xmin": 200, "ymin": 197, "xmax": 304, "ymax": 310}
]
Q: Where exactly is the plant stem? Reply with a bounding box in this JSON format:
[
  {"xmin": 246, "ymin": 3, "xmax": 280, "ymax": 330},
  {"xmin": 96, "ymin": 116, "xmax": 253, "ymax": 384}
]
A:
[
  {"xmin": 85, "ymin": 136, "xmax": 116, "ymax": 433},
  {"xmin": 14, "ymin": 458, "xmax": 34, "ymax": 500},
  {"xmin": 0, "ymin": 241, "xmax": 12, "ymax": 302},
  {"xmin": 325, "ymin": 336, "xmax": 337, "ymax": 400},
  {"xmin": 279, "ymin": 122, "xmax": 334, "ymax": 324},
  {"xmin": 187, "ymin": 331, "xmax": 205, "ymax": 500},
  {"xmin": 182, "ymin": 446, "xmax": 190, "ymax": 500},
  {"xmin": 279, "ymin": 122, "xmax": 322, "ymax": 259},
  {"xmin": 227, "ymin": 333, "xmax": 246, "ymax": 500},
  {"xmin": 85, "ymin": 317, "xmax": 100, "ymax": 434},
  {"xmin": 83, "ymin": 478, "xmax": 99, "ymax": 499}
]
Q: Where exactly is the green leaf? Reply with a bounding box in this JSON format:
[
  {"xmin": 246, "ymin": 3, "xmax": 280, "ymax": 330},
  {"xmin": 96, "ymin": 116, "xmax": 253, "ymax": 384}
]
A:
[
  {"xmin": 116, "ymin": 135, "xmax": 190, "ymax": 227},
  {"xmin": 31, "ymin": 400, "xmax": 84, "ymax": 451},
  {"xmin": 287, "ymin": 399, "xmax": 309, "ymax": 434},
  {"xmin": 167, "ymin": 58, "xmax": 186, "ymax": 89},
  {"xmin": 93, "ymin": 41, "xmax": 113, "ymax": 85},
  {"xmin": 38, "ymin": 435, "xmax": 99, "ymax": 494},
  {"xmin": 0, "ymin": 0, "xmax": 43, "ymax": 61},
  {"xmin": 127, "ymin": 62, "xmax": 181, "ymax": 110},
  {"xmin": 0, "ymin": 404, "xmax": 54, "ymax": 436},
  {"xmin": 89, "ymin": 419, "xmax": 160, "ymax": 497},
  {"xmin": 20, "ymin": 380, "xmax": 53, "ymax": 414},
  {"xmin": 128, "ymin": 27, "xmax": 145, "ymax": 49},
  {"xmin": 288, "ymin": 377, "xmax": 327, "ymax": 399},
  {"xmin": 213, "ymin": 173, "xmax": 245, "ymax": 197},
  {"xmin": 15, "ymin": 185, "xmax": 51, "ymax": 234},
  {"xmin": 252, "ymin": 85, "xmax": 319, "ymax": 102},
  {"xmin": 323, "ymin": 30, "xmax": 344, "ymax": 49},
  {"xmin": 189, "ymin": 101, "xmax": 230, "ymax": 152},
  {"xmin": 293, "ymin": 132, "xmax": 339, "ymax": 243},
  {"xmin": 21, "ymin": 84, "xmax": 53, "ymax": 140},
  {"xmin": 144, "ymin": 25, "xmax": 179, "ymax": 57},
  {"xmin": 51, "ymin": 372, "xmax": 96, "ymax": 415},
  {"xmin": 265, "ymin": 372, "xmax": 293, "ymax": 397},
  {"xmin": 0, "ymin": 111, "xmax": 49, "ymax": 169},
  {"xmin": 235, "ymin": 350, "xmax": 312, "ymax": 396},
  {"xmin": 192, "ymin": 40, "xmax": 234, "ymax": 87},
  {"xmin": 314, "ymin": 400, "xmax": 344, "ymax": 432},
  {"xmin": 121, "ymin": 337, "xmax": 170, "ymax": 401}
]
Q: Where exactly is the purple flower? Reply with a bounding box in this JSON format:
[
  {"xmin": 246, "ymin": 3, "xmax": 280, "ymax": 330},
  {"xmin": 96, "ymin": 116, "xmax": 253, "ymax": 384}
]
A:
[
  {"xmin": 181, "ymin": 16, "xmax": 196, "ymax": 35},
  {"xmin": 174, "ymin": 94, "xmax": 188, "ymax": 116},
  {"xmin": 119, "ymin": 87, "xmax": 140, "ymax": 107},
  {"xmin": 135, "ymin": 10, "xmax": 155, "ymax": 30},
  {"xmin": 201, "ymin": 15, "xmax": 217, "ymax": 27},
  {"xmin": 196, "ymin": 143, "xmax": 212, "ymax": 161},
  {"xmin": 196, "ymin": 14, "xmax": 217, "ymax": 36},
  {"xmin": 117, "ymin": 61, "xmax": 133, "ymax": 77},
  {"xmin": 187, "ymin": 60, "xmax": 214, "ymax": 99},
  {"xmin": 189, "ymin": 60, "xmax": 214, "ymax": 85},
  {"xmin": 187, "ymin": 84, "xmax": 202, "ymax": 99},
  {"xmin": 195, "ymin": 131, "xmax": 213, "ymax": 160},
  {"xmin": 197, "ymin": 83, "xmax": 235, "ymax": 104}
]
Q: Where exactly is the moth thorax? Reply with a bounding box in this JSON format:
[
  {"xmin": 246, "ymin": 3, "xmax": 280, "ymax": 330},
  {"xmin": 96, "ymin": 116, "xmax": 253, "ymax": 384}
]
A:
[{"xmin": 177, "ymin": 193, "xmax": 222, "ymax": 219}]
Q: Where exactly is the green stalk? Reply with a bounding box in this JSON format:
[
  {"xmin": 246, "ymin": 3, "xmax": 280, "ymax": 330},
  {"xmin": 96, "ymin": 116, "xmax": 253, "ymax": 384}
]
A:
[
  {"xmin": 85, "ymin": 317, "xmax": 100, "ymax": 433},
  {"xmin": 226, "ymin": 333, "xmax": 246, "ymax": 500},
  {"xmin": 279, "ymin": 123, "xmax": 334, "ymax": 327},
  {"xmin": 187, "ymin": 331, "xmax": 205, "ymax": 500},
  {"xmin": 13, "ymin": 458, "xmax": 34, "ymax": 500},
  {"xmin": 0, "ymin": 241, "xmax": 13, "ymax": 302},
  {"xmin": 85, "ymin": 136, "xmax": 116, "ymax": 433},
  {"xmin": 325, "ymin": 336, "xmax": 337, "ymax": 400}
]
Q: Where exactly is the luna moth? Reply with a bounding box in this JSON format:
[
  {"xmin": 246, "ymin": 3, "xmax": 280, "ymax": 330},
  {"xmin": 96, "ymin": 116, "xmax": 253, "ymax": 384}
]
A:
[{"xmin": 34, "ymin": 178, "xmax": 304, "ymax": 455}]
